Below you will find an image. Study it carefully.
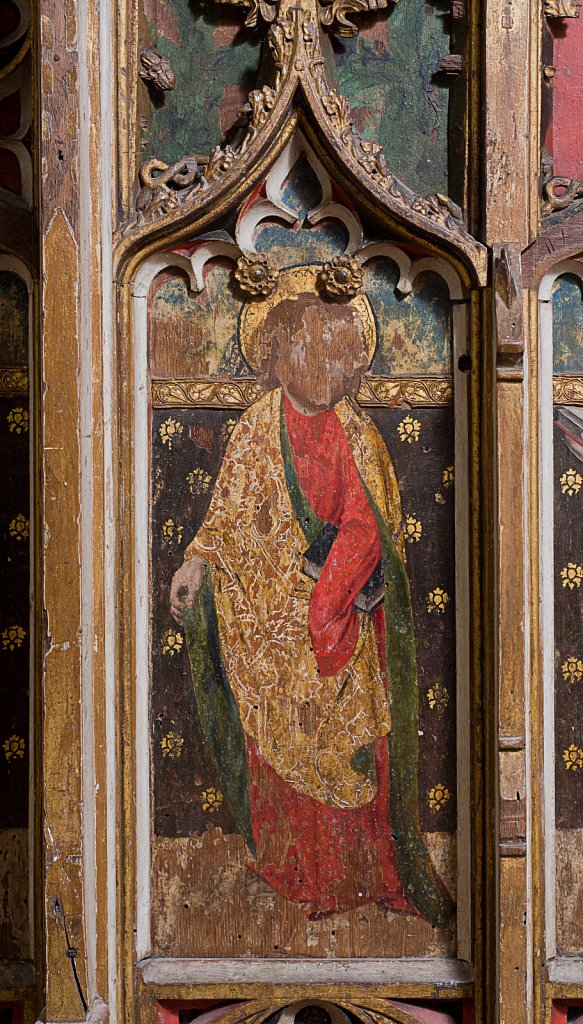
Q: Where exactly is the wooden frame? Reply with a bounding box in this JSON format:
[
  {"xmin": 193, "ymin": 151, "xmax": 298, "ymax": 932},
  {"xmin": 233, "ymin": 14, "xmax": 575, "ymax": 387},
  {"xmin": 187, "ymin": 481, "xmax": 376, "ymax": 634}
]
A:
[{"xmin": 31, "ymin": 0, "xmax": 583, "ymax": 1018}]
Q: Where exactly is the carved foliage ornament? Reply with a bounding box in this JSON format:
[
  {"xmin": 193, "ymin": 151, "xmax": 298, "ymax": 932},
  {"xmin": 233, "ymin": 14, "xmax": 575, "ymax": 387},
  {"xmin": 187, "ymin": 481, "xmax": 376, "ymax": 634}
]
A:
[
  {"xmin": 0, "ymin": 367, "xmax": 28, "ymax": 397},
  {"xmin": 213, "ymin": 0, "xmax": 394, "ymax": 36},
  {"xmin": 543, "ymin": 176, "xmax": 583, "ymax": 214},
  {"xmin": 544, "ymin": 0, "xmax": 581, "ymax": 16},
  {"xmin": 151, "ymin": 376, "xmax": 453, "ymax": 409},
  {"xmin": 139, "ymin": 48, "xmax": 176, "ymax": 91}
]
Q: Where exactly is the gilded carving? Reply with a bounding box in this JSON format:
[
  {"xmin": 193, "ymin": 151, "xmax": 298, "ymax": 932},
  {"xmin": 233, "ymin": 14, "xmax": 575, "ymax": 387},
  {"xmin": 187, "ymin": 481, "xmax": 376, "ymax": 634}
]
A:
[
  {"xmin": 319, "ymin": 256, "xmax": 364, "ymax": 298},
  {"xmin": 357, "ymin": 376, "xmax": 453, "ymax": 406},
  {"xmin": 211, "ymin": 0, "xmax": 397, "ymax": 36},
  {"xmin": 318, "ymin": 0, "xmax": 390, "ymax": 37},
  {"xmin": 133, "ymin": 0, "xmax": 485, "ymax": 276},
  {"xmin": 151, "ymin": 379, "xmax": 264, "ymax": 408},
  {"xmin": 553, "ymin": 376, "xmax": 583, "ymax": 404},
  {"xmin": 543, "ymin": 175, "xmax": 583, "ymax": 214},
  {"xmin": 235, "ymin": 254, "xmax": 280, "ymax": 297},
  {"xmin": 544, "ymin": 0, "xmax": 580, "ymax": 15},
  {"xmin": 151, "ymin": 376, "xmax": 453, "ymax": 408}
]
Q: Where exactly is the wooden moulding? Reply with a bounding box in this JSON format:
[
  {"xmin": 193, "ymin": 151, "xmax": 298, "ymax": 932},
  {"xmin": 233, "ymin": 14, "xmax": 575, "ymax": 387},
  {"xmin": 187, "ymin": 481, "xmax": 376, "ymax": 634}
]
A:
[{"xmin": 139, "ymin": 958, "xmax": 475, "ymax": 987}]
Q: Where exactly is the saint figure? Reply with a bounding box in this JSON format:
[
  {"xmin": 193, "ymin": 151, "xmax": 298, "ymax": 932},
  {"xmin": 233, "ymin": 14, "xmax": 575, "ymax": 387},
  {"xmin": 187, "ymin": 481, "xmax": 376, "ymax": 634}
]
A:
[{"xmin": 170, "ymin": 266, "xmax": 453, "ymax": 925}]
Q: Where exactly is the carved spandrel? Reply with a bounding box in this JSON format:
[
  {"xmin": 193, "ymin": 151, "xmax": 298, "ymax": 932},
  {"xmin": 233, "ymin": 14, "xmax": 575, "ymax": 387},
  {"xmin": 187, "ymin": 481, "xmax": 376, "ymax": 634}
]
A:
[{"xmin": 132, "ymin": 0, "xmax": 487, "ymax": 283}]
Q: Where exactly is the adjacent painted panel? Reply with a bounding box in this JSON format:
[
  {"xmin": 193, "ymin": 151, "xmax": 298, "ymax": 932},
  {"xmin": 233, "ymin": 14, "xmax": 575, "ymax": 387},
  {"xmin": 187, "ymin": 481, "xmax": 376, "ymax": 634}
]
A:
[
  {"xmin": 546, "ymin": 16, "xmax": 583, "ymax": 180},
  {"xmin": 0, "ymin": 271, "xmax": 30, "ymax": 961},
  {"xmin": 552, "ymin": 273, "xmax": 583, "ymax": 955}
]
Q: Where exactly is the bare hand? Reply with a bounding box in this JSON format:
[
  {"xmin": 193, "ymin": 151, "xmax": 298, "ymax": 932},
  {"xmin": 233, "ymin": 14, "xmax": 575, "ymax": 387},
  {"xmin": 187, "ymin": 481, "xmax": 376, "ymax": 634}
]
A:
[{"xmin": 170, "ymin": 556, "xmax": 206, "ymax": 625}]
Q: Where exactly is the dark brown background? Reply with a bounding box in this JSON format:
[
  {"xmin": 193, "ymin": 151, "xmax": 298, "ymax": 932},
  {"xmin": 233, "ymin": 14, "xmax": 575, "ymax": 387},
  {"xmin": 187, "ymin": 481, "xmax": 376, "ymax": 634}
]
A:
[
  {"xmin": 151, "ymin": 404, "xmax": 457, "ymax": 838},
  {"xmin": 554, "ymin": 413, "xmax": 583, "ymax": 829},
  {"xmin": 0, "ymin": 395, "xmax": 29, "ymax": 830}
]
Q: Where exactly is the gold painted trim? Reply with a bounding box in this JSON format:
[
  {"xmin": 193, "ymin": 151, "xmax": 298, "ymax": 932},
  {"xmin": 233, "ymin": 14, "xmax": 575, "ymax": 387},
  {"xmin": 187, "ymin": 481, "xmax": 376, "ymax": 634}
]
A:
[
  {"xmin": 553, "ymin": 375, "xmax": 583, "ymax": 404},
  {"xmin": 357, "ymin": 376, "xmax": 453, "ymax": 407},
  {"xmin": 151, "ymin": 376, "xmax": 453, "ymax": 409},
  {"xmin": 0, "ymin": 366, "xmax": 29, "ymax": 397},
  {"xmin": 152, "ymin": 378, "xmax": 263, "ymax": 408}
]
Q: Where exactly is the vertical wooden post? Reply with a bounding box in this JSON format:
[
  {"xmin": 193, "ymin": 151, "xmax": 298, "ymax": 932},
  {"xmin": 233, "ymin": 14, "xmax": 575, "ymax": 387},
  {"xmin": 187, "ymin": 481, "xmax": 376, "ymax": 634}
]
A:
[
  {"xmin": 39, "ymin": 0, "xmax": 109, "ymax": 1017},
  {"xmin": 484, "ymin": 0, "xmax": 539, "ymax": 1018}
]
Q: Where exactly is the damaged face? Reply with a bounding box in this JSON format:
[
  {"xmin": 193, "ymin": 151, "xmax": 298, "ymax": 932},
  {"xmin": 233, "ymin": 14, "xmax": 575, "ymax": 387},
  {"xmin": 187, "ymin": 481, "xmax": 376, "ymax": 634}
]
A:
[{"xmin": 259, "ymin": 293, "xmax": 370, "ymax": 412}]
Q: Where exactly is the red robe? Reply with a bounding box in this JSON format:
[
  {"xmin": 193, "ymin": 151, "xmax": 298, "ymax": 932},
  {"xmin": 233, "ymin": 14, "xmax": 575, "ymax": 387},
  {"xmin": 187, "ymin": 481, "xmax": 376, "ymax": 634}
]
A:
[{"xmin": 246, "ymin": 396, "xmax": 413, "ymax": 917}]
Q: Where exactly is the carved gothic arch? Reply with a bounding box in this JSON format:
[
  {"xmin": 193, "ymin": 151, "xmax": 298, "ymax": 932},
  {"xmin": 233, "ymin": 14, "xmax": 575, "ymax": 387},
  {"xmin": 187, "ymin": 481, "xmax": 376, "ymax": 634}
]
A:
[{"xmin": 115, "ymin": 0, "xmax": 487, "ymax": 287}]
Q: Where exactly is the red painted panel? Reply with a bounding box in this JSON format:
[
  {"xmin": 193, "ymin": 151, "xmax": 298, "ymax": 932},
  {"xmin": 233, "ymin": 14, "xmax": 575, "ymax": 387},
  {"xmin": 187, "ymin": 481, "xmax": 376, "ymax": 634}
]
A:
[{"xmin": 549, "ymin": 16, "xmax": 583, "ymax": 178}]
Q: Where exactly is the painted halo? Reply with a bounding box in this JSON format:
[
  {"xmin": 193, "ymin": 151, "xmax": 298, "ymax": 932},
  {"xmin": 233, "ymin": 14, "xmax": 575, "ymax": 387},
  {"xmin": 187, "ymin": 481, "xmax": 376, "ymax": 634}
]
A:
[{"xmin": 238, "ymin": 264, "xmax": 377, "ymax": 373}]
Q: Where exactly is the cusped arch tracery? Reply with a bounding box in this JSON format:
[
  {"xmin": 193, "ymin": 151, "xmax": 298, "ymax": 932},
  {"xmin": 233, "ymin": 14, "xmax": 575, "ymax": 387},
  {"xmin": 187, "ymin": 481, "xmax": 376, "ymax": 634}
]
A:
[
  {"xmin": 179, "ymin": 996, "xmax": 456, "ymax": 1024},
  {"xmin": 119, "ymin": 0, "xmax": 486, "ymax": 288}
]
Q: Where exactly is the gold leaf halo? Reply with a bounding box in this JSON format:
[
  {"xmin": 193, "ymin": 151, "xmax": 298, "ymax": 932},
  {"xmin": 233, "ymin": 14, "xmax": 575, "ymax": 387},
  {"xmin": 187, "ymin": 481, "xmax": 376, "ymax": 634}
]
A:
[{"xmin": 238, "ymin": 264, "xmax": 376, "ymax": 372}]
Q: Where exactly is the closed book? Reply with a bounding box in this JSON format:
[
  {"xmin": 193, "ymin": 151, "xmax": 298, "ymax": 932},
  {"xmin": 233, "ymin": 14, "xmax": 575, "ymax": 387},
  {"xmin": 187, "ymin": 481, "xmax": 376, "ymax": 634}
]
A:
[{"xmin": 302, "ymin": 522, "xmax": 384, "ymax": 615}]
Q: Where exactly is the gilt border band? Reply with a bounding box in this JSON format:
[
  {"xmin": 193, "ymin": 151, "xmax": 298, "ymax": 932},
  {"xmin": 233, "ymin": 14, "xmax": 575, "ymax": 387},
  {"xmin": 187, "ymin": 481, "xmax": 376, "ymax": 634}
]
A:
[
  {"xmin": 0, "ymin": 366, "xmax": 29, "ymax": 397},
  {"xmin": 554, "ymin": 376, "xmax": 583, "ymax": 405},
  {"xmin": 151, "ymin": 376, "xmax": 453, "ymax": 409}
]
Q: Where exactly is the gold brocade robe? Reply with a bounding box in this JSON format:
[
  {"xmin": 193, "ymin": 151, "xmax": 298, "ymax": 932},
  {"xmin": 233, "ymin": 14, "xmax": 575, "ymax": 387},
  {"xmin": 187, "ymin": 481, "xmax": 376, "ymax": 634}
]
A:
[{"xmin": 185, "ymin": 387, "xmax": 406, "ymax": 810}]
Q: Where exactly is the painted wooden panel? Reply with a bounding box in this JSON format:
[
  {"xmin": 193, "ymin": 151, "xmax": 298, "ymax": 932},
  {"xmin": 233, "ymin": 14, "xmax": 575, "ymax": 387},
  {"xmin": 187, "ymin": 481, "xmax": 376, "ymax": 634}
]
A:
[
  {"xmin": 145, "ymin": 145, "xmax": 461, "ymax": 960},
  {"xmin": 0, "ymin": 272, "xmax": 28, "ymax": 365},
  {"xmin": 552, "ymin": 272, "xmax": 583, "ymax": 956},
  {"xmin": 0, "ymin": 271, "xmax": 29, "ymax": 962},
  {"xmin": 152, "ymin": 405, "xmax": 456, "ymax": 837},
  {"xmin": 545, "ymin": 16, "xmax": 583, "ymax": 180},
  {"xmin": 140, "ymin": 0, "xmax": 456, "ymax": 199},
  {"xmin": 553, "ymin": 273, "xmax": 583, "ymax": 375},
  {"xmin": 331, "ymin": 1, "xmax": 453, "ymax": 198}
]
